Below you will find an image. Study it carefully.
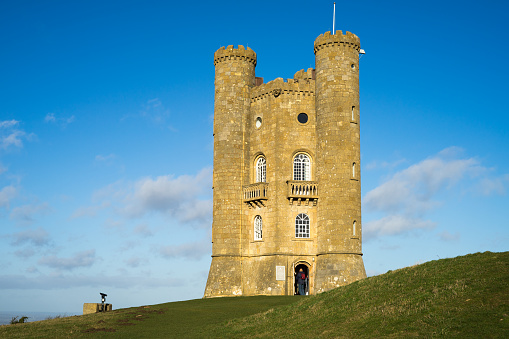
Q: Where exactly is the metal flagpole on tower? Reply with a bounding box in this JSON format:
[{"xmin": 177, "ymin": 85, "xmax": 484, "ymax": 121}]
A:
[{"xmin": 332, "ymin": 2, "xmax": 336, "ymax": 34}]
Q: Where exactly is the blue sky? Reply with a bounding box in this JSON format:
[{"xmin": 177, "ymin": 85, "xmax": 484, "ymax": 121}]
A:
[{"xmin": 1, "ymin": 0, "xmax": 508, "ymax": 313}]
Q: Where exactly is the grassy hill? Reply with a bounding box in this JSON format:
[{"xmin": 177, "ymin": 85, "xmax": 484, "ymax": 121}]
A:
[{"xmin": 1, "ymin": 251, "xmax": 507, "ymax": 338}]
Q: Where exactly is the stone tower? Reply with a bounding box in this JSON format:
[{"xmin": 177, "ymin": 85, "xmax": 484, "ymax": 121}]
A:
[{"xmin": 205, "ymin": 31, "xmax": 366, "ymax": 297}]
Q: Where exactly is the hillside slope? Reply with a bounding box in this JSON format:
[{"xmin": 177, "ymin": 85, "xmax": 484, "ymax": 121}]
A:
[
  {"xmin": 209, "ymin": 251, "xmax": 509, "ymax": 338},
  {"xmin": 1, "ymin": 251, "xmax": 507, "ymax": 338}
]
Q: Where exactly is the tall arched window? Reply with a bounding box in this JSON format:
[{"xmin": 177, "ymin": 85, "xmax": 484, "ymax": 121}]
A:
[
  {"xmin": 352, "ymin": 162, "xmax": 356, "ymax": 178},
  {"xmin": 256, "ymin": 157, "xmax": 266, "ymax": 183},
  {"xmin": 295, "ymin": 213, "xmax": 310, "ymax": 238},
  {"xmin": 254, "ymin": 215, "xmax": 263, "ymax": 240},
  {"xmin": 293, "ymin": 154, "xmax": 310, "ymax": 181},
  {"xmin": 353, "ymin": 220, "xmax": 357, "ymax": 236}
]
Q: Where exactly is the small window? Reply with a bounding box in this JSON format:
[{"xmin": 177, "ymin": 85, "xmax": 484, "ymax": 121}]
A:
[
  {"xmin": 353, "ymin": 220, "xmax": 356, "ymax": 236},
  {"xmin": 352, "ymin": 162, "xmax": 356, "ymax": 178},
  {"xmin": 293, "ymin": 154, "xmax": 310, "ymax": 181},
  {"xmin": 254, "ymin": 215, "xmax": 263, "ymax": 240},
  {"xmin": 295, "ymin": 213, "xmax": 310, "ymax": 238},
  {"xmin": 255, "ymin": 117, "xmax": 262, "ymax": 129},
  {"xmin": 297, "ymin": 113, "xmax": 308, "ymax": 124},
  {"xmin": 351, "ymin": 106, "xmax": 355, "ymax": 121},
  {"xmin": 256, "ymin": 157, "xmax": 266, "ymax": 183}
]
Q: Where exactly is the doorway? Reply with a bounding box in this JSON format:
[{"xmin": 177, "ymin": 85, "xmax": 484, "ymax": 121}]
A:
[{"xmin": 294, "ymin": 263, "xmax": 309, "ymax": 295}]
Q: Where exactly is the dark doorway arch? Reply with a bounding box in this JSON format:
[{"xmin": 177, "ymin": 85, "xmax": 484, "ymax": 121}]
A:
[{"xmin": 294, "ymin": 263, "xmax": 309, "ymax": 295}]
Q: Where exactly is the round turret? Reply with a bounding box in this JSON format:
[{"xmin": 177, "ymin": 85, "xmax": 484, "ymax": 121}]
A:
[
  {"xmin": 204, "ymin": 45, "xmax": 256, "ymax": 298},
  {"xmin": 314, "ymin": 31, "xmax": 366, "ymax": 293}
]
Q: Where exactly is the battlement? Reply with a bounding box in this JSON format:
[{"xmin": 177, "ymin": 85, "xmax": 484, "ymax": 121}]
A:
[
  {"xmin": 214, "ymin": 45, "xmax": 257, "ymax": 66},
  {"xmin": 314, "ymin": 31, "xmax": 360, "ymax": 54},
  {"xmin": 251, "ymin": 76, "xmax": 314, "ymax": 101},
  {"xmin": 294, "ymin": 68, "xmax": 315, "ymax": 82}
]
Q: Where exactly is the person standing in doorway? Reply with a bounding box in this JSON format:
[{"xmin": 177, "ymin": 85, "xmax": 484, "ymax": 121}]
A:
[{"xmin": 296, "ymin": 268, "xmax": 306, "ymax": 295}]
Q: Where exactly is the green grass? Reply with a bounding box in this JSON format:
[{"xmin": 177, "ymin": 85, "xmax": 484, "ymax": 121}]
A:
[{"xmin": 1, "ymin": 251, "xmax": 507, "ymax": 338}]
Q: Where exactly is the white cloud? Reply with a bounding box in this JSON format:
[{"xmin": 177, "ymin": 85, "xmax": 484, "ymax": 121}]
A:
[
  {"xmin": 11, "ymin": 227, "xmax": 50, "ymax": 247},
  {"xmin": 0, "ymin": 120, "xmax": 19, "ymax": 128},
  {"xmin": 364, "ymin": 148, "xmax": 482, "ymax": 215},
  {"xmin": 0, "ymin": 119, "xmax": 34, "ymax": 150},
  {"xmin": 89, "ymin": 167, "xmax": 213, "ymax": 227},
  {"xmin": 44, "ymin": 113, "xmax": 56, "ymax": 123},
  {"xmin": 364, "ymin": 215, "xmax": 436, "ymax": 240},
  {"xmin": 362, "ymin": 147, "xmax": 507, "ymax": 240},
  {"xmin": 44, "ymin": 113, "xmax": 75, "ymax": 127},
  {"xmin": 10, "ymin": 202, "xmax": 51, "ymax": 225},
  {"xmin": 476, "ymin": 174, "xmax": 509, "ymax": 196},
  {"xmin": 38, "ymin": 250, "xmax": 96, "ymax": 270},
  {"xmin": 0, "ymin": 185, "xmax": 17, "ymax": 209}
]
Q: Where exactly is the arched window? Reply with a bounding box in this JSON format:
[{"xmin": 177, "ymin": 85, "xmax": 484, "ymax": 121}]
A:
[
  {"xmin": 353, "ymin": 220, "xmax": 357, "ymax": 236},
  {"xmin": 295, "ymin": 213, "xmax": 310, "ymax": 238},
  {"xmin": 256, "ymin": 157, "xmax": 266, "ymax": 183},
  {"xmin": 254, "ymin": 215, "xmax": 263, "ymax": 240},
  {"xmin": 293, "ymin": 154, "xmax": 310, "ymax": 181},
  {"xmin": 352, "ymin": 162, "xmax": 356, "ymax": 178}
]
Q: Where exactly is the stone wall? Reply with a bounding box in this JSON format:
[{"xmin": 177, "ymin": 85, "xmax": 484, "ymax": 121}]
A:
[{"xmin": 205, "ymin": 31, "xmax": 366, "ymax": 298}]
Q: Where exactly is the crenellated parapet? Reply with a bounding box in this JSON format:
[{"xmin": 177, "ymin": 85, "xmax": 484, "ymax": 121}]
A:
[
  {"xmin": 214, "ymin": 45, "xmax": 257, "ymax": 66},
  {"xmin": 294, "ymin": 68, "xmax": 315, "ymax": 82},
  {"xmin": 314, "ymin": 31, "xmax": 360, "ymax": 54},
  {"xmin": 250, "ymin": 76, "xmax": 314, "ymax": 102}
]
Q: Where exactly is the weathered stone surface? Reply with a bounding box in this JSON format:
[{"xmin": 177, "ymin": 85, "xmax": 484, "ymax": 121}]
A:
[
  {"xmin": 83, "ymin": 303, "xmax": 112, "ymax": 315},
  {"xmin": 205, "ymin": 31, "xmax": 366, "ymax": 297}
]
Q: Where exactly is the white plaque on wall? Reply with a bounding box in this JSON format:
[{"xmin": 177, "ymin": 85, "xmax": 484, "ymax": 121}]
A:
[{"xmin": 276, "ymin": 266, "xmax": 285, "ymax": 281}]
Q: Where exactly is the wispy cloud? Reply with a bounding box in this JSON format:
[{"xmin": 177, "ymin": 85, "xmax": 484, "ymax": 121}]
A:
[
  {"xmin": 38, "ymin": 250, "xmax": 96, "ymax": 271},
  {"xmin": 88, "ymin": 167, "xmax": 212, "ymax": 227},
  {"xmin": 95, "ymin": 154, "xmax": 116, "ymax": 164},
  {"xmin": 365, "ymin": 158, "xmax": 407, "ymax": 170},
  {"xmin": 363, "ymin": 147, "xmax": 507, "ymax": 240},
  {"xmin": 0, "ymin": 185, "xmax": 17, "ymax": 210},
  {"xmin": 125, "ymin": 256, "xmax": 148, "ymax": 268},
  {"xmin": 10, "ymin": 202, "xmax": 51, "ymax": 225},
  {"xmin": 0, "ymin": 119, "xmax": 34, "ymax": 150},
  {"xmin": 11, "ymin": 227, "xmax": 51, "ymax": 247},
  {"xmin": 44, "ymin": 113, "xmax": 75, "ymax": 127},
  {"xmin": 364, "ymin": 215, "xmax": 436, "ymax": 240},
  {"xmin": 122, "ymin": 98, "xmax": 176, "ymax": 130},
  {"xmin": 134, "ymin": 224, "xmax": 153, "ymax": 237}
]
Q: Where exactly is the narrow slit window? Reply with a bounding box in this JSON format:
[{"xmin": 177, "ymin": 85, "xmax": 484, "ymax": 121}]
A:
[
  {"xmin": 353, "ymin": 220, "xmax": 356, "ymax": 236},
  {"xmin": 352, "ymin": 106, "xmax": 355, "ymax": 121},
  {"xmin": 352, "ymin": 162, "xmax": 356, "ymax": 178},
  {"xmin": 254, "ymin": 215, "xmax": 263, "ymax": 240}
]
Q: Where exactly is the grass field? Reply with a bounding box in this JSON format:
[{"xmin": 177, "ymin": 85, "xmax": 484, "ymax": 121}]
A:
[{"xmin": 1, "ymin": 251, "xmax": 507, "ymax": 338}]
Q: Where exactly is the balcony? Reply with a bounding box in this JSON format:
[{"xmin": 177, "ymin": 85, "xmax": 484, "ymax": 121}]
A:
[
  {"xmin": 243, "ymin": 182, "xmax": 269, "ymax": 208},
  {"xmin": 287, "ymin": 180, "xmax": 318, "ymax": 206}
]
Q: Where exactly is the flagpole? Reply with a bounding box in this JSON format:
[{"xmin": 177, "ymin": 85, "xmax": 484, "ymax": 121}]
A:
[{"xmin": 333, "ymin": 2, "xmax": 336, "ymax": 34}]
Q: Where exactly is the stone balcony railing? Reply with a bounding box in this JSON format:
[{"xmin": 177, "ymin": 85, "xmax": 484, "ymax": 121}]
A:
[
  {"xmin": 287, "ymin": 180, "xmax": 318, "ymax": 206},
  {"xmin": 243, "ymin": 182, "xmax": 269, "ymax": 207}
]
